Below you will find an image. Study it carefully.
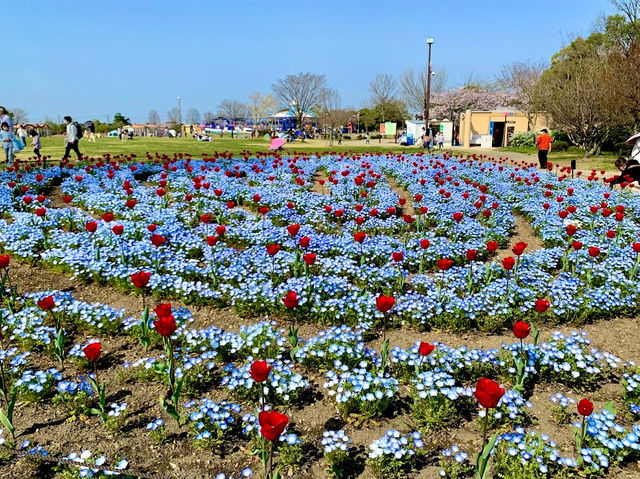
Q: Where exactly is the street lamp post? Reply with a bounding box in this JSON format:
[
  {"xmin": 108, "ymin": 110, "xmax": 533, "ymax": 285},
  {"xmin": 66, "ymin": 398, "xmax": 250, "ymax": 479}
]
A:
[
  {"xmin": 177, "ymin": 96, "xmax": 182, "ymax": 125},
  {"xmin": 425, "ymin": 37, "xmax": 435, "ymax": 137}
]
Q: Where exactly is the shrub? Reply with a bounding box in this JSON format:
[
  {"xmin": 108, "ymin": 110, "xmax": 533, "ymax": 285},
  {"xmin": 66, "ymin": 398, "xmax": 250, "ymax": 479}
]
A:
[
  {"xmin": 510, "ymin": 131, "xmax": 536, "ymax": 148},
  {"xmin": 552, "ymin": 140, "xmax": 569, "ymax": 152},
  {"xmin": 343, "ymin": 135, "xmax": 351, "ymax": 140}
]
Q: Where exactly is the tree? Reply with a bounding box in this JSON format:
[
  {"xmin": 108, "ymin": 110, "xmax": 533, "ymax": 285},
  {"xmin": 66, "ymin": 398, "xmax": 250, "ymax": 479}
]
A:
[
  {"xmin": 319, "ymin": 88, "xmax": 342, "ymax": 145},
  {"xmin": 498, "ymin": 61, "xmax": 546, "ymax": 130},
  {"xmin": 272, "ymin": 72, "xmax": 327, "ymax": 133},
  {"xmin": 399, "ymin": 69, "xmax": 447, "ymax": 118},
  {"xmin": 369, "ymin": 73, "xmax": 398, "ymax": 122},
  {"xmin": 217, "ymin": 100, "xmax": 246, "ymax": 121},
  {"xmin": 147, "ymin": 109, "xmax": 160, "ymax": 125},
  {"xmin": 537, "ymin": 37, "xmax": 623, "ymax": 155},
  {"xmin": 10, "ymin": 108, "xmax": 28, "ymax": 124},
  {"xmin": 203, "ymin": 111, "xmax": 215, "ymax": 123},
  {"xmin": 247, "ymin": 92, "xmax": 276, "ymax": 135},
  {"xmin": 185, "ymin": 108, "xmax": 201, "ymax": 124},
  {"xmin": 112, "ymin": 113, "xmax": 130, "ymax": 128},
  {"xmin": 167, "ymin": 107, "xmax": 180, "ymax": 124}
]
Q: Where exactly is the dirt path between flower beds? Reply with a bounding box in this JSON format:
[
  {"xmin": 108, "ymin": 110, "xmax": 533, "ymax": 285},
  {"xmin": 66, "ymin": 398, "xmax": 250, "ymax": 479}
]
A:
[
  {"xmin": 497, "ymin": 212, "xmax": 545, "ymax": 260},
  {"xmin": 386, "ymin": 175, "xmax": 415, "ymax": 215},
  {"xmin": 311, "ymin": 169, "xmax": 330, "ymax": 195}
]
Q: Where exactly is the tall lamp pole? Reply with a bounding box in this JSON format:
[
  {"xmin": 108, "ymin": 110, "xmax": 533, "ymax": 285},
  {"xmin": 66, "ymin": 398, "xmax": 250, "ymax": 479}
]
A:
[
  {"xmin": 177, "ymin": 96, "xmax": 182, "ymax": 125},
  {"xmin": 425, "ymin": 37, "xmax": 435, "ymax": 133}
]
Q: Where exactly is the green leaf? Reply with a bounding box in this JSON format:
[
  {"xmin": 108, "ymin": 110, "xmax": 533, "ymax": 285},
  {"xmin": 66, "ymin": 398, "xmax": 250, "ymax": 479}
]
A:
[
  {"xmin": 172, "ymin": 377, "xmax": 184, "ymax": 405},
  {"xmin": 160, "ymin": 398, "xmax": 180, "ymax": 422},
  {"xmin": 0, "ymin": 408, "xmax": 15, "ymax": 435},
  {"xmin": 154, "ymin": 361, "xmax": 168, "ymax": 374},
  {"xmin": 55, "ymin": 328, "xmax": 66, "ymax": 350},
  {"xmin": 604, "ymin": 400, "xmax": 616, "ymax": 416},
  {"xmin": 0, "ymin": 388, "xmax": 17, "ymax": 434}
]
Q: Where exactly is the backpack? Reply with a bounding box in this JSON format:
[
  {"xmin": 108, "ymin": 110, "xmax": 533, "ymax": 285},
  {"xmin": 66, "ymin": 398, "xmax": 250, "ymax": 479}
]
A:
[{"xmin": 74, "ymin": 122, "xmax": 84, "ymax": 140}]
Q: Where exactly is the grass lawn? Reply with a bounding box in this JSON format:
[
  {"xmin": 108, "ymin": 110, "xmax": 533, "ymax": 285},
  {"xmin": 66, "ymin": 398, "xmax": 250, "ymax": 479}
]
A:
[
  {"xmin": 497, "ymin": 146, "xmax": 620, "ymax": 172},
  {"xmin": 14, "ymin": 136, "xmax": 415, "ymax": 161},
  {"xmin": 11, "ymin": 136, "xmax": 624, "ymax": 176}
]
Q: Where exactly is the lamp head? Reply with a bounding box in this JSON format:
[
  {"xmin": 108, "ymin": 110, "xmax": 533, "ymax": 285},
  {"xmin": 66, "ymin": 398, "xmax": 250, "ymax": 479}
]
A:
[{"xmin": 426, "ymin": 37, "xmax": 435, "ymax": 45}]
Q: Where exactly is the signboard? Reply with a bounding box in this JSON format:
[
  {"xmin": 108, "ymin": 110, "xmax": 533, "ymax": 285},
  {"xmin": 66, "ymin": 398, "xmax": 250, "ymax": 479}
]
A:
[
  {"xmin": 384, "ymin": 122, "xmax": 396, "ymax": 136},
  {"xmin": 439, "ymin": 124, "xmax": 444, "ymax": 132},
  {"xmin": 489, "ymin": 121, "xmax": 494, "ymax": 136}
]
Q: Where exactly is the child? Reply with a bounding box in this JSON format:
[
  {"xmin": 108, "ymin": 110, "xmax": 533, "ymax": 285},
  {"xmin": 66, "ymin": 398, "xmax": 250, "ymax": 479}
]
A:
[
  {"xmin": 0, "ymin": 122, "xmax": 18, "ymax": 166},
  {"xmin": 30, "ymin": 130, "xmax": 41, "ymax": 160}
]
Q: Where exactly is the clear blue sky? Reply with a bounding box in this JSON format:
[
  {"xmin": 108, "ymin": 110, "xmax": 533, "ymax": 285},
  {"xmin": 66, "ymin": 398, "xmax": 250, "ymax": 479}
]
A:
[{"xmin": 6, "ymin": 0, "xmax": 612, "ymax": 123}]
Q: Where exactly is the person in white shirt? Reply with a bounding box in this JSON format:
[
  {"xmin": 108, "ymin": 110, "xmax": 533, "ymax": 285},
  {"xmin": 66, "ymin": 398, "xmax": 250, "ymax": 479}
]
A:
[
  {"xmin": 17, "ymin": 125, "xmax": 27, "ymax": 146},
  {"xmin": 62, "ymin": 116, "xmax": 82, "ymax": 161}
]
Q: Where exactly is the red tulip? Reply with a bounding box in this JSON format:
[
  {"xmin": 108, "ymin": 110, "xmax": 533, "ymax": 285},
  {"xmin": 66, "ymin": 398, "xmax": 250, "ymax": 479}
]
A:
[
  {"xmin": 375, "ymin": 295, "xmax": 395, "ymax": 313},
  {"xmin": 572, "ymin": 241, "xmax": 583, "ymax": 251},
  {"xmin": 392, "ymin": 252, "xmax": 404, "ymax": 262},
  {"xmin": 153, "ymin": 315, "xmax": 177, "ymax": 337},
  {"xmin": 250, "ymin": 360, "xmax": 272, "ymax": 382},
  {"xmin": 418, "ymin": 341, "xmax": 435, "ymax": 356},
  {"xmin": 147, "ymin": 224, "xmax": 157, "ymax": 232},
  {"xmin": 63, "ymin": 195, "xmax": 73, "ymax": 203},
  {"xmin": 512, "ymin": 242, "xmax": 528, "ymax": 256},
  {"xmin": 403, "ymin": 214, "xmax": 415, "ymax": 223},
  {"xmin": 111, "ymin": 225, "xmax": 124, "ymax": 236},
  {"xmin": 226, "ymin": 201, "xmax": 236, "ymax": 209},
  {"xmin": 474, "ymin": 378, "xmax": 505, "ymax": 409},
  {"xmin": 85, "ymin": 221, "xmax": 98, "ymax": 233},
  {"xmin": 303, "ymin": 253, "xmax": 316, "ymax": 265},
  {"xmin": 566, "ymin": 225, "xmax": 577, "ymax": 236},
  {"xmin": 266, "ymin": 244, "xmax": 281, "ymax": 256},
  {"xmin": 513, "ymin": 320, "xmax": 531, "ymax": 339},
  {"xmin": 215, "ymin": 225, "xmax": 226, "ymax": 236},
  {"xmin": 606, "ymin": 230, "xmax": 616, "ymax": 239},
  {"xmin": 0, "ymin": 254, "xmax": 9, "ymax": 269},
  {"xmin": 154, "ymin": 303, "xmax": 173, "ymax": 319},
  {"xmin": 588, "ymin": 247, "xmax": 600, "ymax": 258},
  {"xmin": 37, "ymin": 295, "xmax": 55, "ymax": 311},
  {"xmin": 156, "ymin": 188, "xmax": 166, "ymax": 197},
  {"xmin": 466, "ymin": 249, "xmax": 477, "ymax": 261},
  {"xmin": 437, "ymin": 258, "xmax": 453, "ymax": 271},
  {"xmin": 420, "ymin": 239, "xmax": 430, "ymax": 249},
  {"xmin": 207, "ymin": 236, "xmax": 219, "ymax": 246},
  {"xmin": 633, "ymin": 243, "xmax": 640, "ymax": 253},
  {"xmin": 287, "ymin": 224, "xmax": 300, "ymax": 236},
  {"xmin": 83, "ymin": 342, "xmax": 102, "ymax": 361},
  {"xmin": 577, "ymin": 398, "xmax": 594, "ymax": 416},
  {"xmin": 151, "ymin": 234, "xmax": 166, "ymax": 248},
  {"xmin": 487, "ymin": 241, "xmax": 498, "ymax": 253},
  {"xmin": 35, "ymin": 207, "xmax": 47, "ymax": 217},
  {"xmin": 200, "ymin": 214, "xmax": 211, "ymax": 224},
  {"xmin": 258, "ymin": 206, "xmax": 270, "ymax": 215},
  {"xmin": 126, "ymin": 199, "xmax": 137, "ymax": 209},
  {"xmin": 252, "ymin": 194, "xmax": 261, "ymax": 203},
  {"xmin": 502, "ymin": 257, "xmax": 515, "ymax": 270},
  {"xmin": 453, "ymin": 212, "xmax": 463, "ymax": 222},
  {"xmin": 259, "ymin": 410, "xmax": 289, "ymax": 441},
  {"xmin": 131, "ymin": 271, "xmax": 151, "ymax": 289},
  {"xmin": 353, "ymin": 232, "xmax": 367, "ymax": 244},
  {"xmin": 282, "ymin": 291, "xmax": 299, "ymax": 308},
  {"xmin": 535, "ymin": 298, "xmax": 550, "ymax": 312},
  {"xmin": 299, "ymin": 236, "xmax": 310, "ymax": 248},
  {"xmin": 102, "ymin": 213, "xmax": 114, "ymax": 222}
]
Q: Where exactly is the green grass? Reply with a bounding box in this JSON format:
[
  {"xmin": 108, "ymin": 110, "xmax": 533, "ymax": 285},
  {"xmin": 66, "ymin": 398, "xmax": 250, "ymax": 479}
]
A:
[
  {"xmin": 498, "ymin": 146, "xmax": 619, "ymax": 172},
  {"xmin": 14, "ymin": 136, "xmax": 413, "ymax": 161}
]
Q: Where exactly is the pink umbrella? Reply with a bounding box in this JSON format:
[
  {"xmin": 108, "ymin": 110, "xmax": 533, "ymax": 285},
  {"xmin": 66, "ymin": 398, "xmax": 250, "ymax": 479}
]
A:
[
  {"xmin": 269, "ymin": 137, "xmax": 286, "ymax": 150},
  {"xmin": 626, "ymin": 132, "xmax": 640, "ymax": 145}
]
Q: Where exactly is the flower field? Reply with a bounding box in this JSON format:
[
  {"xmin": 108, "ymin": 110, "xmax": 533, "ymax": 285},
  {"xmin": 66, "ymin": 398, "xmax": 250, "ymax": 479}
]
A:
[{"xmin": 1, "ymin": 151, "xmax": 640, "ymax": 478}]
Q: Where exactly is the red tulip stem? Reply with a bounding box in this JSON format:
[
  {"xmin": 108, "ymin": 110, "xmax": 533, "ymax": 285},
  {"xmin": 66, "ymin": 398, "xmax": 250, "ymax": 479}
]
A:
[
  {"xmin": 269, "ymin": 440, "xmax": 274, "ymax": 479},
  {"xmin": 581, "ymin": 415, "xmax": 586, "ymax": 442},
  {"xmin": 520, "ymin": 338, "xmax": 525, "ymax": 364},
  {"xmin": 141, "ymin": 293, "xmax": 146, "ymax": 312},
  {"xmin": 482, "ymin": 409, "xmax": 489, "ymax": 448},
  {"xmin": 93, "ymin": 360, "xmax": 99, "ymax": 386}
]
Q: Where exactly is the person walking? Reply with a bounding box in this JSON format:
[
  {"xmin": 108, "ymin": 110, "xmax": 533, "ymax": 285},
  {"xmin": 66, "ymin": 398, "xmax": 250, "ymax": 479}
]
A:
[
  {"xmin": 0, "ymin": 122, "xmax": 20, "ymax": 166},
  {"xmin": 17, "ymin": 124, "xmax": 27, "ymax": 146},
  {"xmin": 0, "ymin": 107, "xmax": 13, "ymax": 132},
  {"xmin": 436, "ymin": 131, "xmax": 444, "ymax": 151},
  {"xmin": 62, "ymin": 116, "xmax": 82, "ymax": 161},
  {"xmin": 365, "ymin": 131, "xmax": 370, "ymax": 144},
  {"xmin": 30, "ymin": 129, "xmax": 41, "ymax": 160},
  {"xmin": 536, "ymin": 128, "xmax": 553, "ymax": 168}
]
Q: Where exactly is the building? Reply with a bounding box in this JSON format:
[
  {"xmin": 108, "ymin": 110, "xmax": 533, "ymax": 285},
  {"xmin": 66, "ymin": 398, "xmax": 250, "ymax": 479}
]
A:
[
  {"xmin": 405, "ymin": 119, "xmax": 453, "ymax": 146},
  {"xmin": 459, "ymin": 109, "xmax": 548, "ymax": 148}
]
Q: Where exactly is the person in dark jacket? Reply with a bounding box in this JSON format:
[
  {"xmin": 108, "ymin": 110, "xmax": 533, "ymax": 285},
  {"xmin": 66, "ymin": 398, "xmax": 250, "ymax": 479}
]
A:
[{"xmin": 610, "ymin": 157, "xmax": 640, "ymax": 188}]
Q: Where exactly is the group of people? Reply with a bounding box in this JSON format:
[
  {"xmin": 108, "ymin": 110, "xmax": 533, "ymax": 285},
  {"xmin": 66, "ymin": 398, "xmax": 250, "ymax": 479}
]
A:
[
  {"xmin": 0, "ymin": 110, "xmax": 84, "ymax": 167},
  {"xmin": 420, "ymin": 126, "xmax": 445, "ymax": 152}
]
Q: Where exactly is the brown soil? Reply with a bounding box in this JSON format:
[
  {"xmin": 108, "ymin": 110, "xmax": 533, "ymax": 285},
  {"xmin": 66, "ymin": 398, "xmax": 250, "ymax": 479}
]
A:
[
  {"xmin": 310, "ymin": 170, "xmax": 330, "ymax": 195},
  {"xmin": 386, "ymin": 175, "xmax": 415, "ymax": 216}
]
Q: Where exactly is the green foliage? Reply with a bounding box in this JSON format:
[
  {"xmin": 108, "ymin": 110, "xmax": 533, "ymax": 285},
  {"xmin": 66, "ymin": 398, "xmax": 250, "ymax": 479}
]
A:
[
  {"xmin": 553, "ymin": 140, "xmax": 569, "ymax": 152},
  {"xmin": 510, "ymin": 131, "xmax": 536, "ymax": 148},
  {"xmin": 53, "ymin": 390, "xmax": 92, "ymax": 418},
  {"xmin": 325, "ymin": 449, "xmax": 352, "ymax": 479},
  {"xmin": 278, "ymin": 441, "xmax": 305, "ymax": 468},
  {"xmin": 550, "ymin": 404, "xmax": 574, "ymax": 425},
  {"xmin": 112, "ymin": 113, "xmax": 131, "ymax": 128}
]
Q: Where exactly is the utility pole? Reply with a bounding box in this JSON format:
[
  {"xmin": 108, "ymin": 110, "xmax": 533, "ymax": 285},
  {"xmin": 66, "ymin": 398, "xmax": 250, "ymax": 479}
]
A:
[{"xmin": 425, "ymin": 37, "xmax": 435, "ymax": 133}]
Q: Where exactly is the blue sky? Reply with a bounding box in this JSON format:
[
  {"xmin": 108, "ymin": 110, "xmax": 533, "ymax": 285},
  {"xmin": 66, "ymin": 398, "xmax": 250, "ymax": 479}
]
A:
[{"xmin": 6, "ymin": 0, "xmax": 612, "ymax": 123}]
